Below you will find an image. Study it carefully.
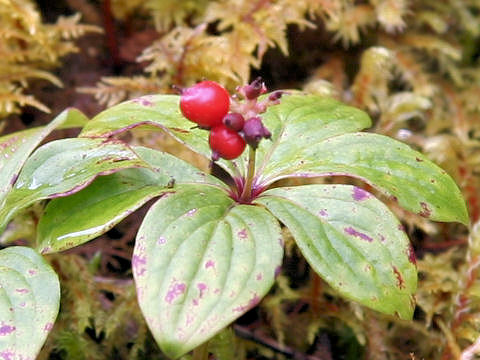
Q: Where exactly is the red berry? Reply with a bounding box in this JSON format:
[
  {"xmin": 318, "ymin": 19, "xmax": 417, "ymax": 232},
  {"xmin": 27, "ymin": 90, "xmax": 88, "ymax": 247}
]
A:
[
  {"xmin": 209, "ymin": 125, "xmax": 246, "ymax": 160},
  {"xmin": 180, "ymin": 81, "xmax": 230, "ymax": 128},
  {"xmin": 222, "ymin": 112, "xmax": 245, "ymax": 132}
]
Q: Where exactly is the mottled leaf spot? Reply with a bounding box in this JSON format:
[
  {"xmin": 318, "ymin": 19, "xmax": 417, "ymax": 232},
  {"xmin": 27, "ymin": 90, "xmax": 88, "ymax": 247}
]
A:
[
  {"xmin": 397, "ymin": 224, "xmax": 405, "ymax": 232},
  {"xmin": 232, "ymin": 293, "xmax": 260, "ymax": 313},
  {"xmin": 193, "ymin": 283, "xmax": 208, "ymax": 306},
  {"xmin": 132, "ymin": 98, "xmax": 153, "ymax": 107},
  {"xmin": 0, "ymin": 324, "xmax": 15, "ymax": 336},
  {"xmin": 197, "ymin": 283, "xmax": 207, "ymax": 297},
  {"xmin": 157, "ymin": 236, "xmax": 167, "ymax": 245},
  {"xmin": 165, "ymin": 282, "xmax": 186, "ymax": 304},
  {"xmin": 319, "ymin": 209, "xmax": 328, "ymax": 217},
  {"xmin": 378, "ymin": 234, "xmax": 386, "ymax": 243},
  {"xmin": 274, "ymin": 266, "xmax": 282, "ymax": 277},
  {"xmin": 419, "ymin": 202, "xmax": 432, "ymax": 217},
  {"xmin": 407, "ymin": 244, "xmax": 416, "ymax": 265},
  {"xmin": 132, "ymin": 254, "xmax": 147, "ymax": 276},
  {"xmin": 186, "ymin": 208, "xmax": 197, "ymax": 216},
  {"xmin": 344, "ymin": 227, "xmax": 373, "ymax": 242},
  {"xmin": 392, "ymin": 266, "xmax": 405, "ymax": 289},
  {"xmin": 0, "ymin": 350, "xmax": 14, "ymax": 360},
  {"xmin": 237, "ymin": 228, "xmax": 247, "ymax": 239},
  {"xmin": 205, "ymin": 260, "xmax": 215, "ymax": 269},
  {"xmin": 352, "ymin": 187, "xmax": 371, "ymax": 201}
]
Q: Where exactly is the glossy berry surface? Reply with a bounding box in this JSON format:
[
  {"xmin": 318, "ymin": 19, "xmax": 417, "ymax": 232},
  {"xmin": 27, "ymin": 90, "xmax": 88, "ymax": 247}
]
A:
[
  {"xmin": 209, "ymin": 125, "xmax": 246, "ymax": 160},
  {"xmin": 180, "ymin": 81, "xmax": 230, "ymax": 128},
  {"xmin": 222, "ymin": 112, "xmax": 245, "ymax": 132}
]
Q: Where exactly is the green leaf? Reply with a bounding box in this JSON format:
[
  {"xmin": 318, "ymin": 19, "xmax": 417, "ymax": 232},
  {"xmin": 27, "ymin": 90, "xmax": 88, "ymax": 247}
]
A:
[
  {"xmin": 260, "ymin": 132, "xmax": 467, "ymax": 224},
  {"xmin": 255, "ymin": 184, "xmax": 417, "ymax": 319},
  {"xmin": 37, "ymin": 147, "xmax": 225, "ymax": 253},
  {"xmin": 133, "ymin": 185, "xmax": 283, "ymax": 358},
  {"xmin": 78, "ymin": 94, "xmax": 371, "ymax": 179},
  {"xmin": 253, "ymin": 94, "xmax": 372, "ymax": 178},
  {"xmin": 0, "ymin": 108, "xmax": 88, "ymax": 206},
  {"xmin": 0, "ymin": 246, "xmax": 60, "ymax": 359},
  {"xmin": 0, "ymin": 138, "xmax": 148, "ymax": 232},
  {"xmin": 78, "ymin": 95, "xmax": 234, "ymax": 172}
]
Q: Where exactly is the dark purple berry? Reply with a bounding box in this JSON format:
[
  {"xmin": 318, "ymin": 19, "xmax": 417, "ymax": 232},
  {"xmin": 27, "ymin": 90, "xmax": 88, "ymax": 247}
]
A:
[
  {"xmin": 222, "ymin": 113, "xmax": 245, "ymax": 132},
  {"xmin": 242, "ymin": 116, "xmax": 271, "ymax": 149}
]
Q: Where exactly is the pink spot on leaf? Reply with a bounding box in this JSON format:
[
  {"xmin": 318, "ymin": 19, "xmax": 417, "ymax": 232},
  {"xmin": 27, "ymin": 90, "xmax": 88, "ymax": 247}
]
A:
[
  {"xmin": 232, "ymin": 293, "xmax": 260, "ymax": 313},
  {"xmin": 0, "ymin": 350, "xmax": 14, "ymax": 360},
  {"xmin": 132, "ymin": 255, "xmax": 147, "ymax": 276},
  {"xmin": 352, "ymin": 187, "xmax": 371, "ymax": 201},
  {"xmin": 165, "ymin": 282, "xmax": 186, "ymax": 304},
  {"xmin": 15, "ymin": 288, "xmax": 28, "ymax": 294},
  {"xmin": 197, "ymin": 283, "xmax": 207, "ymax": 298},
  {"xmin": 28, "ymin": 269, "xmax": 37, "ymax": 275},
  {"xmin": 157, "ymin": 236, "xmax": 166, "ymax": 245},
  {"xmin": 205, "ymin": 260, "xmax": 215, "ymax": 269},
  {"xmin": 132, "ymin": 98, "xmax": 153, "ymax": 106},
  {"xmin": 319, "ymin": 209, "xmax": 328, "ymax": 217},
  {"xmin": 256, "ymin": 273, "xmax": 263, "ymax": 281},
  {"xmin": 44, "ymin": 323, "xmax": 53, "ymax": 332},
  {"xmin": 0, "ymin": 325, "xmax": 15, "ymax": 336},
  {"xmin": 344, "ymin": 227, "xmax": 373, "ymax": 242},
  {"xmin": 237, "ymin": 228, "xmax": 247, "ymax": 239},
  {"xmin": 186, "ymin": 208, "xmax": 197, "ymax": 216},
  {"xmin": 274, "ymin": 266, "xmax": 282, "ymax": 277}
]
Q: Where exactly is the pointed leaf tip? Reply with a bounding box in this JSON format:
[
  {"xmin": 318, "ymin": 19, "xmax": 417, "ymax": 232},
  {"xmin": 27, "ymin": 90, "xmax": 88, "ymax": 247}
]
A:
[
  {"xmin": 256, "ymin": 184, "xmax": 417, "ymax": 319},
  {"xmin": 133, "ymin": 185, "xmax": 283, "ymax": 357}
]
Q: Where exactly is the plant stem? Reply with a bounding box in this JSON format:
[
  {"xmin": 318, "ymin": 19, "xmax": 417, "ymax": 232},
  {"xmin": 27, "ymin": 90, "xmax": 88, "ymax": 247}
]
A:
[
  {"xmin": 239, "ymin": 147, "xmax": 256, "ymax": 203},
  {"xmin": 192, "ymin": 342, "xmax": 209, "ymax": 360}
]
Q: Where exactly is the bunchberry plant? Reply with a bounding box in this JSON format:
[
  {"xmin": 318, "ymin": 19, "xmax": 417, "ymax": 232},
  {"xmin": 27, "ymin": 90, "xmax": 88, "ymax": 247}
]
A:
[{"xmin": 0, "ymin": 79, "xmax": 468, "ymax": 359}]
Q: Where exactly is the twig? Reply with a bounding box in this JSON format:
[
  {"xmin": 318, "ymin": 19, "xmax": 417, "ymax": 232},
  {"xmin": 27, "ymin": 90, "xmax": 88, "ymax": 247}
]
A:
[{"xmin": 233, "ymin": 324, "xmax": 327, "ymax": 360}]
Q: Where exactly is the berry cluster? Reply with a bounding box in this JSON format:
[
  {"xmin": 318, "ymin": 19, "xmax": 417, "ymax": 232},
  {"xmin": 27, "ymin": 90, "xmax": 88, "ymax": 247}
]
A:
[{"xmin": 179, "ymin": 78, "xmax": 280, "ymax": 161}]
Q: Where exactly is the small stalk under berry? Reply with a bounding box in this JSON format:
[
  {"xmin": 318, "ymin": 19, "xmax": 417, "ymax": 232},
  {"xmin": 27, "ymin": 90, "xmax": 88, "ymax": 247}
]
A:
[{"xmin": 239, "ymin": 146, "xmax": 256, "ymax": 203}]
